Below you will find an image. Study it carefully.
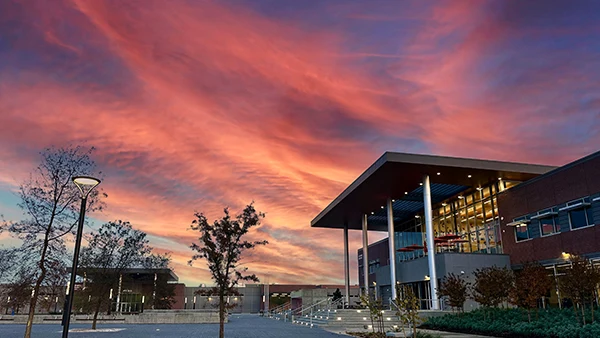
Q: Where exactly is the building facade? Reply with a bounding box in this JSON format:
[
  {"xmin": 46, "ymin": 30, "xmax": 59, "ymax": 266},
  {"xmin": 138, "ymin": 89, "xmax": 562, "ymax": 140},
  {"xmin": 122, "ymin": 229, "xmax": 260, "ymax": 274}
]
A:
[{"xmin": 312, "ymin": 151, "xmax": 600, "ymax": 310}]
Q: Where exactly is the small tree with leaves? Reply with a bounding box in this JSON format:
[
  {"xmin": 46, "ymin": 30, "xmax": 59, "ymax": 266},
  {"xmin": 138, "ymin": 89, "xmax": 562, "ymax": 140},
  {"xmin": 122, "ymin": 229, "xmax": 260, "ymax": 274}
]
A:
[
  {"xmin": 472, "ymin": 266, "xmax": 513, "ymax": 319},
  {"xmin": 394, "ymin": 284, "xmax": 421, "ymax": 337},
  {"xmin": 438, "ymin": 273, "xmax": 470, "ymax": 313},
  {"xmin": 79, "ymin": 220, "xmax": 165, "ymax": 329},
  {"xmin": 509, "ymin": 262, "xmax": 553, "ymax": 322},
  {"xmin": 189, "ymin": 203, "xmax": 268, "ymax": 338},
  {"xmin": 559, "ymin": 255, "xmax": 600, "ymax": 325},
  {"xmin": 359, "ymin": 293, "xmax": 384, "ymax": 335},
  {"xmin": 0, "ymin": 146, "xmax": 106, "ymax": 338}
]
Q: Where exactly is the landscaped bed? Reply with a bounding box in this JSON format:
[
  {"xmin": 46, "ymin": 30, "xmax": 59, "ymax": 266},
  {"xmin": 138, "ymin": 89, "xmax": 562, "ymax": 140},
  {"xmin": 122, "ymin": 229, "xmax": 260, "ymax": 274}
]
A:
[{"xmin": 422, "ymin": 308, "xmax": 600, "ymax": 338}]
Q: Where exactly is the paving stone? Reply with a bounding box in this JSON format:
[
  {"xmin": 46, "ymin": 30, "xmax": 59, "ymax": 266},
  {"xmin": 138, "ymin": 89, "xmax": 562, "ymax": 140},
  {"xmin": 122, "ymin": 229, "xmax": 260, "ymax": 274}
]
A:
[{"xmin": 0, "ymin": 314, "xmax": 347, "ymax": 338}]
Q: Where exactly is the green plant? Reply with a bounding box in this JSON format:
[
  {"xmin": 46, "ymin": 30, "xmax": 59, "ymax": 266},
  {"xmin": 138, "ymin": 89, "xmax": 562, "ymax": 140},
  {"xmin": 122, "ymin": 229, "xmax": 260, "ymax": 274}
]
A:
[
  {"xmin": 472, "ymin": 266, "xmax": 513, "ymax": 319},
  {"xmin": 359, "ymin": 293, "xmax": 385, "ymax": 334},
  {"xmin": 438, "ymin": 273, "xmax": 469, "ymax": 313},
  {"xmin": 559, "ymin": 255, "xmax": 600, "ymax": 325},
  {"xmin": 422, "ymin": 307, "xmax": 600, "ymax": 338},
  {"xmin": 509, "ymin": 262, "xmax": 553, "ymax": 322},
  {"xmin": 395, "ymin": 284, "xmax": 421, "ymax": 337}
]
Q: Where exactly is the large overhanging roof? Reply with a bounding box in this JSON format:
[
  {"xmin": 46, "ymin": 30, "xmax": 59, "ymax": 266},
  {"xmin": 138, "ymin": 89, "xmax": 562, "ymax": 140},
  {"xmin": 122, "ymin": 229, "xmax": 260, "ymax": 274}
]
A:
[
  {"xmin": 311, "ymin": 152, "xmax": 556, "ymax": 232},
  {"xmin": 78, "ymin": 268, "xmax": 179, "ymax": 282}
]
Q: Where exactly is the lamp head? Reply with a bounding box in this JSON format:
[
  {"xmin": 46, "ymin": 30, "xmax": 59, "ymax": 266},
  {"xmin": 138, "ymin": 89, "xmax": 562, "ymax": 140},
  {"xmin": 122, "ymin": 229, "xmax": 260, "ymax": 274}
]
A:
[{"xmin": 72, "ymin": 175, "xmax": 101, "ymax": 199}]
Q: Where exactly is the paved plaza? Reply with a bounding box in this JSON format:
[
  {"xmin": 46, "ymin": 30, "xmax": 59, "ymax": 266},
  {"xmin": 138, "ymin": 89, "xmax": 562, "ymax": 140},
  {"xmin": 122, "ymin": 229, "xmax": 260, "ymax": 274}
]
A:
[{"xmin": 0, "ymin": 314, "xmax": 346, "ymax": 338}]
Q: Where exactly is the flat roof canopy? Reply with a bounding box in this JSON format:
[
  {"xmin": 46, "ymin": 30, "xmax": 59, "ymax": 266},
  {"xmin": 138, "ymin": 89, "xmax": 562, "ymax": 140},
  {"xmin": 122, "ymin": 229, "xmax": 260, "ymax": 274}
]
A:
[
  {"xmin": 78, "ymin": 268, "xmax": 179, "ymax": 282},
  {"xmin": 311, "ymin": 152, "xmax": 556, "ymax": 232}
]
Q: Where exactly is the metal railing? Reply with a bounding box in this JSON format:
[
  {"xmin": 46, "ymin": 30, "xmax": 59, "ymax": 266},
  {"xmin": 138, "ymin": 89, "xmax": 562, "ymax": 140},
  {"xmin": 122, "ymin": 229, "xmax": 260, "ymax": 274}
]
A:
[
  {"xmin": 291, "ymin": 297, "xmax": 333, "ymax": 327},
  {"xmin": 389, "ymin": 297, "xmax": 447, "ymax": 311}
]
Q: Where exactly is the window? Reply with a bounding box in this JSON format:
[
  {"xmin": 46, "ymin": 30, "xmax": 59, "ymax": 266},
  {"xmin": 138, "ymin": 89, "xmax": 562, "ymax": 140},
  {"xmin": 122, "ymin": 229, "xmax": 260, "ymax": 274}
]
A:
[
  {"xmin": 569, "ymin": 207, "xmax": 594, "ymax": 229},
  {"xmin": 515, "ymin": 224, "xmax": 530, "ymax": 242},
  {"xmin": 539, "ymin": 216, "xmax": 558, "ymax": 236}
]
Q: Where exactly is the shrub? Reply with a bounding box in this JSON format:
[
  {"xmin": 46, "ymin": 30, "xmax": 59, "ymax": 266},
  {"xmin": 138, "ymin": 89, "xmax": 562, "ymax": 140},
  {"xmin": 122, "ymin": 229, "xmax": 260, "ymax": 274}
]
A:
[{"xmin": 422, "ymin": 308, "xmax": 600, "ymax": 338}]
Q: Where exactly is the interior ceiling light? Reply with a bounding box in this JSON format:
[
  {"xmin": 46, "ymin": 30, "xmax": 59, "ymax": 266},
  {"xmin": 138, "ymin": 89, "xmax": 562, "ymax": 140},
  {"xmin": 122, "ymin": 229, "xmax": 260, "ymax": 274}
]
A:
[
  {"xmin": 468, "ymin": 175, "xmax": 472, "ymax": 178},
  {"xmin": 436, "ymin": 172, "xmax": 441, "ymax": 175}
]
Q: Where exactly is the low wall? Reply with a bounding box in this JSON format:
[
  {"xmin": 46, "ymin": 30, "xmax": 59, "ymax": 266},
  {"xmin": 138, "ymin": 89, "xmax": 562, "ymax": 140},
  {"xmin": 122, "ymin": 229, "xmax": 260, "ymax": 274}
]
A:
[{"xmin": 0, "ymin": 309, "xmax": 223, "ymax": 324}]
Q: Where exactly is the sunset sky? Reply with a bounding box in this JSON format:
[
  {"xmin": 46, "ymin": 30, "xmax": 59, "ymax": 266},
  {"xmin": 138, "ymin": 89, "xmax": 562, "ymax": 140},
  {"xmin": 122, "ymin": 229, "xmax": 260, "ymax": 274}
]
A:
[{"xmin": 0, "ymin": 0, "xmax": 599, "ymax": 287}]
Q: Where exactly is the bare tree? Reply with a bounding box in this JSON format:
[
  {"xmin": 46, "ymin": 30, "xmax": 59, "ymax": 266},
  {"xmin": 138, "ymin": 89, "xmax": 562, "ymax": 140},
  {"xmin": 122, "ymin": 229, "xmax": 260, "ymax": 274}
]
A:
[
  {"xmin": 189, "ymin": 203, "xmax": 268, "ymax": 338},
  {"xmin": 0, "ymin": 248, "xmax": 17, "ymax": 283},
  {"xmin": 79, "ymin": 220, "xmax": 160, "ymax": 329},
  {"xmin": 1, "ymin": 146, "xmax": 106, "ymax": 338}
]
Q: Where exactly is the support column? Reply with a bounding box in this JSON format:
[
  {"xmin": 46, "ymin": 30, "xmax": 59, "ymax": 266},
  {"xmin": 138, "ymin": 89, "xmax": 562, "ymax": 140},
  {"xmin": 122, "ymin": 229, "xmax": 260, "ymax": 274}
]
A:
[
  {"xmin": 423, "ymin": 175, "xmax": 439, "ymax": 310},
  {"xmin": 387, "ymin": 198, "xmax": 397, "ymax": 301},
  {"xmin": 152, "ymin": 273, "xmax": 157, "ymax": 310},
  {"xmin": 362, "ymin": 214, "xmax": 369, "ymax": 296},
  {"xmin": 116, "ymin": 273, "xmax": 123, "ymax": 312},
  {"xmin": 343, "ymin": 223, "xmax": 350, "ymax": 307}
]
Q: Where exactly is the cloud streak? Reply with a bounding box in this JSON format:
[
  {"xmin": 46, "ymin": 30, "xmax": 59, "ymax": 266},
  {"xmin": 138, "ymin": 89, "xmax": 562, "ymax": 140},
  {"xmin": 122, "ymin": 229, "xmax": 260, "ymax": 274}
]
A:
[{"xmin": 0, "ymin": 0, "xmax": 599, "ymax": 286}]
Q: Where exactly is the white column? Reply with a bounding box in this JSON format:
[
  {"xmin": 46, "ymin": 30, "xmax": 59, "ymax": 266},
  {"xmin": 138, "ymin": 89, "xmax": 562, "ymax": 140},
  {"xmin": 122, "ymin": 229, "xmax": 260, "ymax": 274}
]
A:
[
  {"xmin": 116, "ymin": 273, "xmax": 123, "ymax": 312},
  {"xmin": 264, "ymin": 283, "xmax": 270, "ymax": 312},
  {"xmin": 362, "ymin": 214, "xmax": 369, "ymax": 296},
  {"xmin": 152, "ymin": 273, "xmax": 157, "ymax": 310},
  {"xmin": 387, "ymin": 198, "xmax": 397, "ymax": 300},
  {"xmin": 423, "ymin": 175, "xmax": 439, "ymax": 310},
  {"xmin": 343, "ymin": 224, "xmax": 350, "ymax": 306}
]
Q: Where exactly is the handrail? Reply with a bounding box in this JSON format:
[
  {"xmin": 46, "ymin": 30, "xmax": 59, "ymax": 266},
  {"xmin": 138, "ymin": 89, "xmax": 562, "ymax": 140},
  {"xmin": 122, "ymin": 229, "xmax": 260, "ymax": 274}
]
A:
[
  {"xmin": 270, "ymin": 301, "xmax": 291, "ymax": 315},
  {"xmin": 292, "ymin": 297, "xmax": 331, "ymax": 317}
]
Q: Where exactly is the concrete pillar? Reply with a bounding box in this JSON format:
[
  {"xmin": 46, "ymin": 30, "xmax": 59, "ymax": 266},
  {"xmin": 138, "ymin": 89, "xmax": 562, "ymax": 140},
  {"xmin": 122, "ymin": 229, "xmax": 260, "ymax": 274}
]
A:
[
  {"xmin": 116, "ymin": 273, "xmax": 123, "ymax": 312},
  {"xmin": 343, "ymin": 223, "xmax": 350, "ymax": 307},
  {"xmin": 362, "ymin": 214, "xmax": 369, "ymax": 296},
  {"xmin": 423, "ymin": 175, "xmax": 439, "ymax": 310},
  {"xmin": 264, "ymin": 283, "xmax": 270, "ymax": 312},
  {"xmin": 387, "ymin": 198, "xmax": 397, "ymax": 300}
]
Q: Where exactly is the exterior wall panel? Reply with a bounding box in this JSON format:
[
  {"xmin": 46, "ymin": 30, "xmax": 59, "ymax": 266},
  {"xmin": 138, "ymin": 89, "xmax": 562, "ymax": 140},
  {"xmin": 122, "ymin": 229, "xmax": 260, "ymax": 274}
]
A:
[{"xmin": 498, "ymin": 152, "xmax": 600, "ymax": 265}]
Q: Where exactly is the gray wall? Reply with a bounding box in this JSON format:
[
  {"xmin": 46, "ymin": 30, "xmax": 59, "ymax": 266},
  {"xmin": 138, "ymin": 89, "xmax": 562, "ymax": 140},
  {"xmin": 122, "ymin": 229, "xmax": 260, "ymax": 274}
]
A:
[{"xmin": 375, "ymin": 253, "xmax": 511, "ymax": 309}]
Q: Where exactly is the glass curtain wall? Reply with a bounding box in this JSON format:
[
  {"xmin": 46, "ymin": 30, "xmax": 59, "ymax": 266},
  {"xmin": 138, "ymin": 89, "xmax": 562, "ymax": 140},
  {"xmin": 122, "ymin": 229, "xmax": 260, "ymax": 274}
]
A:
[{"xmin": 395, "ymin": 181, "xmax": 511, "ymax": 259}]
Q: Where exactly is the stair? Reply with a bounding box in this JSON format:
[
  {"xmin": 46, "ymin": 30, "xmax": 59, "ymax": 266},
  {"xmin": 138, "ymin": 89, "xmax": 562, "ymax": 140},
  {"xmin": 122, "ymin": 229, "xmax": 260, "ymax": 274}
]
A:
[{"xmin": 292, "ymin": 308, "xmax": 404, "ymax": 331}]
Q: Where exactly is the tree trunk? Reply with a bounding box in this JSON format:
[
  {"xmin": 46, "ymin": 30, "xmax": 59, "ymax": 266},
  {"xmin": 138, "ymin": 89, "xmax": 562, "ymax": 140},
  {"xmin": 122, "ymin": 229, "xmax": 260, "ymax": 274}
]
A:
[
  {"xmin": 24, "ymin": 237, "xmax": 50, "ymax": 338},
  {"xmin": 582, "ymin": 303, "xmax": 586, "ymax": 325},
  {"xmin": 219, "ymin": 293, "xmax": 225, "ymax": 338},
  {"xmin": 92, "ymin": 297, "xmax": 102, "ymax": 330},
  {"xmin": 527, "ymin": 309, "xmax": 531, "ymax": 323}
]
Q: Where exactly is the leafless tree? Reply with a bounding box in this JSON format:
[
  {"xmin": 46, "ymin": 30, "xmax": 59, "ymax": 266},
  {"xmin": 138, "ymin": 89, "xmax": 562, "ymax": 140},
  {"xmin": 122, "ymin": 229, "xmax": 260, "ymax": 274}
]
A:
[{"xmin": 1, "ymin": 146, "xmax": 106, "ymax": 338}]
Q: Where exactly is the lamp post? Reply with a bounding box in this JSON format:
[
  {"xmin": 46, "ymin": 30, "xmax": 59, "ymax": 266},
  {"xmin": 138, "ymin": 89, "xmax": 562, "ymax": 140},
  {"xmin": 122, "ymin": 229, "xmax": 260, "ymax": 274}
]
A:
[{"xmin": 61, "ymin": 176, "xmax": 100, "ymax": 338}]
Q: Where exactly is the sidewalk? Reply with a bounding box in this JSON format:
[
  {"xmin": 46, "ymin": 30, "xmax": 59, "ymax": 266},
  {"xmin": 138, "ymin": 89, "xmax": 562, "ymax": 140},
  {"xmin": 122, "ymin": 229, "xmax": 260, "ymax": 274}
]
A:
[{"xmin": 324, "ymin": 327, "xmax": 497, "ymax": 338}]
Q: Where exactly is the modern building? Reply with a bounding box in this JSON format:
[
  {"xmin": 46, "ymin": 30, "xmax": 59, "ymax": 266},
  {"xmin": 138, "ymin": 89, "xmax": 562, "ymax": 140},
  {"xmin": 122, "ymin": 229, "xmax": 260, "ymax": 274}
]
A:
[{"xmin": 311, "ymin": 151, "xmax": 600, "ymax": 310}]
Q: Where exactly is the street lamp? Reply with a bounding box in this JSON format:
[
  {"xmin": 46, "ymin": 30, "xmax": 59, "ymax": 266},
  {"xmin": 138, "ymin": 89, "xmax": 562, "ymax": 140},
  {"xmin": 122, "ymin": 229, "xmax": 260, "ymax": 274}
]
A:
[{"xmin": 62, "ymin": 176, "xmax": 100, "ymax": 338}]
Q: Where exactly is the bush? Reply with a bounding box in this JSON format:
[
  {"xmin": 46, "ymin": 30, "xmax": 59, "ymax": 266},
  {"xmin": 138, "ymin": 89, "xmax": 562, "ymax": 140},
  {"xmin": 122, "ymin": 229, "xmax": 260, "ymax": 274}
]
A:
[{"xmin": 422, "ymin": 308, "xmax": 600, "ymax": 338}]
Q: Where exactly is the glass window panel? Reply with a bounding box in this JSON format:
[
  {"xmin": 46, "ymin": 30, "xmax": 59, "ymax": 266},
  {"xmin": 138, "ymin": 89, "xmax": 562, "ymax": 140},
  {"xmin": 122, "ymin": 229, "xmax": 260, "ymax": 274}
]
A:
[
  {"xmin": 570, "ymin": 209, "xmax": 590, "ymax": 229},
  {"xmin": 482, "ymin": 186, "xmax": 491, "ymax": 199},
  {"xmin": 515, "ymin": 225, "xmax": 530, "ymax": 241},
  {"xmin": 539, "ymin": 217, "xmax": 556, "ymax": 236},
  {"xmin": 586, "ymin": 207, "xmax": 594, "ymax": 225}
]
